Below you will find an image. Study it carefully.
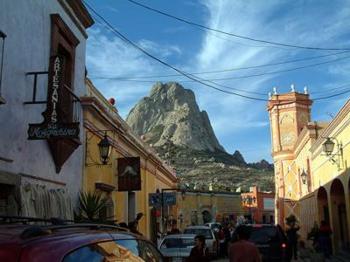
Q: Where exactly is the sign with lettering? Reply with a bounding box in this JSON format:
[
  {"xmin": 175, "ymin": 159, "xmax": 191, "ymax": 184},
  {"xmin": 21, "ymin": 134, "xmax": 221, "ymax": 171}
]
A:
[
  {"xmin": 27, "ymin": 55, "xmax": 79, "ymax": 140},
  {"xmin": 118, "ymin": 157, "xmax": 141, "ymax": 191},
  {"xmin": 148, "ymin": 192, "xmax": 177, "ymax": 207}
]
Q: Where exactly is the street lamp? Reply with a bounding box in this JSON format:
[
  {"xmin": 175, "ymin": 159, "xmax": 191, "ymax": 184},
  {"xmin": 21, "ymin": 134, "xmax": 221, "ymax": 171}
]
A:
[
  {"xmin": 322, "ymin": 137, "xmax": 343, "ymax": 170},
  {"xmin": 98, "ymin": 133, "xmax": 112, "ymax": 165},
  {"xmin": 322, "ymin": 138, "xmax": 335, "ymax": 156},
  {"xmin": 300, "ymin": 170, "xmax": 308, "ymax": 185}
]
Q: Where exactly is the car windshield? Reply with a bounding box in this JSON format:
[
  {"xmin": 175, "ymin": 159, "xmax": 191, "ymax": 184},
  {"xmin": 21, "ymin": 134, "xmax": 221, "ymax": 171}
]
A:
[
  {"xmin": 184, "ymin": 229, "xmax": 213, "ymax": 239},
  {"xmin": 249, "ymin": 226, "xmax": 278, "ymax": 244},
  {"xmin": 160, "ymin": 238, "xmax": 195, "ymax": 249}
]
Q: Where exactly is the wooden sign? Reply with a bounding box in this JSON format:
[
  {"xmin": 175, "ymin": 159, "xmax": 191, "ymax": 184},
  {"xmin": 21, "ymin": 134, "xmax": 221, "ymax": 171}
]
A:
[
  {"xmin": 27, "ymin": 55, "xmax": 79, "ymax": 140},
  {"xmin": 118, "ymin": 157, "xmax": 141, "ymax": 191}
]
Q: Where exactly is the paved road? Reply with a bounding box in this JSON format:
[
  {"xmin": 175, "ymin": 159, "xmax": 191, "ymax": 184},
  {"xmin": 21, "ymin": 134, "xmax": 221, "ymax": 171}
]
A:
[{"xmin": 211, "ymin": 250, "xmax": 350, "ymax": 261}]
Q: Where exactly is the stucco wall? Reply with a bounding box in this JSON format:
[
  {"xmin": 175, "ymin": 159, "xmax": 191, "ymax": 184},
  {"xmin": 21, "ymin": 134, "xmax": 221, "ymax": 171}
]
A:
[{"xmin": 0, "ymin": 0, "xmax": 88, "ymax": 206}]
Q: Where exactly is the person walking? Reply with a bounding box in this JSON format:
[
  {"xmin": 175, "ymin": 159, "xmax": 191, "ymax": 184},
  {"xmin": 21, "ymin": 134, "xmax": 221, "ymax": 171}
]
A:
[
  {"xmin": 228, "ymin": 225, "xmax": 261, "ymax": 262},
  {"xmin": 187, "ymin": 235, "xmax": 210, "ymax": 262},
  {"xmin": 218, "ymin": 226, "xmax": 226, "ymax": 257},
  {"xmin": 285, "ymin": 215, "xmax": 300, "ymax": 260},
  {"xmin": 318, "ymin": 220, "xmax": 332, "ymax": 258}
]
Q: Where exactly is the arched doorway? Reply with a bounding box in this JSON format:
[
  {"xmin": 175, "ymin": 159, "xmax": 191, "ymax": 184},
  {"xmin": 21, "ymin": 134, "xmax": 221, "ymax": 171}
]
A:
[
  {"xmin": 202, "ymin": 210, "xmax": 212, "ymax": 224},
  {"xmin": 317, "ymin": 187, "xmax": 329, "ymax": 224},
  {"xmin": 330, "ymin": 179, "xmax": 349, "ymax": 249}
]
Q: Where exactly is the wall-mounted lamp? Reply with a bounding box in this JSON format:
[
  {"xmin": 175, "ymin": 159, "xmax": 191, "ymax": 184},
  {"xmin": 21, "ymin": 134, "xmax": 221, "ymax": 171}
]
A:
[
  {"xmin": 300, "ymin": 169, "xmax": 308, "ymax": 185},
  {"xmin": 98, "ymin": 133, "xmax": 111, "ymax": 165},
  {"xmin": 322, "ymin": 137, "xmax": 343, "ymax": 170},
  {"xmin": 86, "ymin": 130, "xmax": 114, "ymax": 167}
]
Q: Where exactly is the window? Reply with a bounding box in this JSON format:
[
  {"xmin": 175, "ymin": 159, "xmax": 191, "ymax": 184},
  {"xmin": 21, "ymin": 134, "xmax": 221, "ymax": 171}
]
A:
[
  {"xmin": 115, "ymin": 239, "xmax": 163, "ymax": 262},
  {"xmin": 49, "ymin": 14, "xmax": 79, "ymax": 123}
]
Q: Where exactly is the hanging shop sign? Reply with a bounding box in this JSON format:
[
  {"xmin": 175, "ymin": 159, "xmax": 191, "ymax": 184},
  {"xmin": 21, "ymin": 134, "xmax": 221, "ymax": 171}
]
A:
[
  {"xmin": 27, "ymin": 55, "xmax": 79, "ymax": 140},
  {"xmin": 118, "ymin": 157, "xmax": 141, "ymax": 191}
]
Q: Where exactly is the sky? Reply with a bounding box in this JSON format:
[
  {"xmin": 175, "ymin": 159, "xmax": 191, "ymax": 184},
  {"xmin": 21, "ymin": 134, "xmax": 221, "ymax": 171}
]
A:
[{"xmin": 85, "ymin": 0, "xmax": 350, "ymax": 163}]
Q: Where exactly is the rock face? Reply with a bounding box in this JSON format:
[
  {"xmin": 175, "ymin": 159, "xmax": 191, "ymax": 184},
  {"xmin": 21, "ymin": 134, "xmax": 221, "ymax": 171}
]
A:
[
  {"xmin": 126, "ymin": 82, "xmax": 224, "ymax": 152},
  {"xmin": 126, "ymin": 82, "xmax": 274, "ymax": 192}
]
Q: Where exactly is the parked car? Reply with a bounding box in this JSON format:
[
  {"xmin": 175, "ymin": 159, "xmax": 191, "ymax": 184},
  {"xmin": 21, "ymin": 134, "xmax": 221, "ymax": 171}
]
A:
[
  {"xmin": 183, "ymin": 225, "xmax": 218, "ymax": 256},
  {"xmin": 0, "ymin": 217, "xmax": 166, "ymax": 262},
  {"xmin": 204, "ymin": 222, "xmax": 221, "ymax": 233},
  {"xmin": 232, "ymin": 224, "xmax": 289, "ymax": 262},
  {"xmin": 159, "ymin": 234, "xmax": 196, "ymax": 262}
]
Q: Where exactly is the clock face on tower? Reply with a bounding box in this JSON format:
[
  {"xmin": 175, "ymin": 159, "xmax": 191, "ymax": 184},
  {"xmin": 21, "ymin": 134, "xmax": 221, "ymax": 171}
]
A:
[
  {"xmin": 281, "ymin": 132, "xmax": 295, "ymax": 146},
  {"xmin": 298, "ymin": 112, "xmax": 309, "ymax": 124}
]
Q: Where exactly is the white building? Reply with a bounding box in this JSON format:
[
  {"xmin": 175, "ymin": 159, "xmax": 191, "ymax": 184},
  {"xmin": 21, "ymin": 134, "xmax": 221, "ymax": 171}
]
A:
[{"xmin": 0, "ymin": 0, "xmax": 93, "ymax": 219}]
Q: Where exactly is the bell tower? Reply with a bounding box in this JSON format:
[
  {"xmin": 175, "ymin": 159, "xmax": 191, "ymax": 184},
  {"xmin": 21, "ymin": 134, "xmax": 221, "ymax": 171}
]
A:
[{"xmin": 267, "ymin": 86, "xmax": 312, "ymax": 225}]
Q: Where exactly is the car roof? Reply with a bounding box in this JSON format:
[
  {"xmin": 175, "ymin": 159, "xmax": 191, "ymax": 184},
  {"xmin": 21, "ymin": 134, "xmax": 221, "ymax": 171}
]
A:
[
  {"xmin": 0, "ymin": 223, "xmax": 146, "ymax": 262},
  {"xmin": 185, "ymin": 226, "xmax": 212, "ymax": 229},
  {"xmin": 162, "ymin": 234, "xmax": 196, "ymax": 239}
]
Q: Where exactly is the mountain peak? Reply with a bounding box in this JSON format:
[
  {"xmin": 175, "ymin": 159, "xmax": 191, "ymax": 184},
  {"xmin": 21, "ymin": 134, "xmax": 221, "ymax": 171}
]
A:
[{"xmin": 126, "ymin": 82, "xmax": 224, "ymax": 152}]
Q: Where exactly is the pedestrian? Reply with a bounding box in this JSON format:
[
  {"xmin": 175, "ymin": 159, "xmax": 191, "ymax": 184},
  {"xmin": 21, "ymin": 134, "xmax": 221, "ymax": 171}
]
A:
[
  {"xmin": 307, "ymin": 221, "xmax": 319, "ymax": 251},
  {"xmin": 128, "ymin": 221, "xmax": 142, "ymax": 235},
  {"xmin": 228, "ymin": 225, "xmax": 261, "ymax": 262},
  {"xmin": 187, "ymin": 235, "xmax": 210, "ymax": 262},
  {"xmin": 217, "ymin": 226, "xmax": 226, "ymax": 257},
  {"xmin": 285, "ymin": 215, "xmax": 300, "ymax": 260},
  {"xmin": 318, "ymin": 220, "xmax": 332, "ymax": 258}
]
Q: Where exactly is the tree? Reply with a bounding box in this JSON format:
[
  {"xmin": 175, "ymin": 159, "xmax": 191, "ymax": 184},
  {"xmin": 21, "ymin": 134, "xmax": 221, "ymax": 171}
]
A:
[{"xmin": 76, "ymin": 191, "xmax": 107, "ymax": 222}]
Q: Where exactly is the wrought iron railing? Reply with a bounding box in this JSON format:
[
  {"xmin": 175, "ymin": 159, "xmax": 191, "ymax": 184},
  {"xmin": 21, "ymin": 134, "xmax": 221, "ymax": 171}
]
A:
[
  {"xmin": 0, "ymin": 30, "xmax": 7, "ymax": 103},
  {"xmin": 25, "ymin": 71, "xmax": 81, "ymax": 123}
]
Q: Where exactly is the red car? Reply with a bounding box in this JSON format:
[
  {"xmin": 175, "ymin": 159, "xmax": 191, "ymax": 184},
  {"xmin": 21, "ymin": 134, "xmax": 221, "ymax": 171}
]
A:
[{"xmin": 0, "ymin": 218, "xmax": 165, "ymax": 262}]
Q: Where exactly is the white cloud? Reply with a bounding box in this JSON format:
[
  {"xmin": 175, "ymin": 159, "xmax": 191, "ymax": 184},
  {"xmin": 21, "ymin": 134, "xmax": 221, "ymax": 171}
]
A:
[
  {"xmin": 85, "ymin": 0, "xmax": 350, "ymax": 161},
  {"xmin": 138, "ymin": 39, "xmax": 182, "ymax": 57}
]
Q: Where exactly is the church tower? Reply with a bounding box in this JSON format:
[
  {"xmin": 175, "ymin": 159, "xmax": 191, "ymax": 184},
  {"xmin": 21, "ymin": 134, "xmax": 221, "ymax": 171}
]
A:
[{"xmin": 267, "ymin": 86, "xmax": 312, "ymax": 226}]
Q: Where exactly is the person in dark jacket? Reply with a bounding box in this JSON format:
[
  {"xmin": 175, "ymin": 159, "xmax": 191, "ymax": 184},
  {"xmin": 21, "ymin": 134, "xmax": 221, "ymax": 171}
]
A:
[
  {"xmin": 286, "ymin": 221, "xmax": 300, "ymax": 260},
  {"xmin": 187, "ymin": 235, "xmax": 210, "ymax": 262},
  {"xmin": 318, "ymin": 220, "xmax": 332, "ymax": 258}
]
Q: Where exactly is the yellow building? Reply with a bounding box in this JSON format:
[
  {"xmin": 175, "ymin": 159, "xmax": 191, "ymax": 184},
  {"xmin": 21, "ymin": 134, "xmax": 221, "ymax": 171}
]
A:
[
  {"xmin": 171, "ymin": 190, "xmax": 243, "ymax": 231},
  {"xmin": 81, "ymin": 79, "xmax": 177, "ymax": 239},
  {"xmin": 268, "ymin": 89, "xmax": 350, "ymax": 251}
]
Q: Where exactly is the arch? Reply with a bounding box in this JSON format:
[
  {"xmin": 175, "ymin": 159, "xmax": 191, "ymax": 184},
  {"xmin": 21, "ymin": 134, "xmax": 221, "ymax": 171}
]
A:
[
  {"xmin": 330, "ymin": 179, "xmax": 349, "ymax": 249},
  {"xmin": 317, "ymin": 186, "xmax": 329, "ymax": 224}
]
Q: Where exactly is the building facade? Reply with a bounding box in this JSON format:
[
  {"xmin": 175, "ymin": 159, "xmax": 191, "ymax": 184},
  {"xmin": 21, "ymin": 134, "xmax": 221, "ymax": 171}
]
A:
[
  {"xmin": 0, "ymin": 0, "xmax": 93, "ymax": 218},
  {"xmin": 268, "ymin": 88, "xmax": 350, "ymax": 250},
  {"xmin": 169, "ymin": 190, "xmax": 243, "ymax": 231},
  {"xmin": 241, "ymin": 186, "xmax": 274, "ymax": 224},
  {"xmin": 82, "ymin": 79, "xmax": 177, "ymax": 239}
]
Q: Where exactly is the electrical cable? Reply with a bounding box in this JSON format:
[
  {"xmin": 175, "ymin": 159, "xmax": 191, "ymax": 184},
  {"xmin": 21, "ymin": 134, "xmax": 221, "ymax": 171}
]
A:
[
  {"xmin": 84, "ymin": 1, "xmax": 268, "ymax": 101},
  {"xmin": 84, "ymin": 1, "xmax": 350, "ymax": 102},
  {"xmin": 125, "ymin": 0, "xmax": 350, "ymax": 51},
  {"xmin": 90, "ymin": 50, "xmax": 349, "ymax": 80}
]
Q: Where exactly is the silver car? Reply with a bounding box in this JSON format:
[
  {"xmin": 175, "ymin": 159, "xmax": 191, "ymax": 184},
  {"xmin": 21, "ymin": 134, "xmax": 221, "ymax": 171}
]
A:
[
  {"xmin": 183, "ymin": 225, "xmax": 218, "ymax": 255},
  {"xmin": 159, "ymin": 234, "xmax": 196, "ymax": 262}
]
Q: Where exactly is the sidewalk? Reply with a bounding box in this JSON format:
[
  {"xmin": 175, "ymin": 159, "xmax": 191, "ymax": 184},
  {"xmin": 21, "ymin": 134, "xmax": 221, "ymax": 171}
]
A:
[{"xmin": 297, "ymin": 248, "xmax": 350, "ymax": 262}]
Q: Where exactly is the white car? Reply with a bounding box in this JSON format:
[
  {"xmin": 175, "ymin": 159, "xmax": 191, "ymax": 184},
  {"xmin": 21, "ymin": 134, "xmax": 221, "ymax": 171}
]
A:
[
  {"xmin": 183, "ymin": 226, "xmax": 218, "ymax": 256},
  {"xmin": 204, "ymin": 222, "xmax": 221, "ymax": 233},
  {"xmin": 159, "ymin": 234, "xmax": 196, "ymax": 262}
]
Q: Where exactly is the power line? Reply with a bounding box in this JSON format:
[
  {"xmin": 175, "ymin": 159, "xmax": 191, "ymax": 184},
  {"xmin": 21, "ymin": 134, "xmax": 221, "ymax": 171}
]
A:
[
  {"xmin": 84, "ymin": 1, "xmax": 350, "ymax": 102},
  {"xmin": 125, "ymin": 0, "xmax": 350, "ymax": 51},
  {"xmin": 84, "ymin": 1, "xmax": 268, "ymax": 101},
  {"xmin": 90, "ymin": 54, "xmax": 350, "ymax": 83},
  {"xmin": 90, "ymin": 50, "xmax": 349, "ymax": 80}
]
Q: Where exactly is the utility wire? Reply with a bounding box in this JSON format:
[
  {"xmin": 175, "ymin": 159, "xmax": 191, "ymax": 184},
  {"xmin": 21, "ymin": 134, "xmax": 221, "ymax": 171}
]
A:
[
  {"xmin": 84, "ymin": 1, "xmax": 267, "ymax": 101},
  {"xmin": 84, "ymin": 1, "xmax": 350, "ymax": 102},
  {"xmin": 125, "ymin": 0, "xmax": 350, "ymax": 51},
  {"xmin": 90, "ymin": 50, "xmax": 349, "ymax": 80},
  {"xmin": 90, "ymin": 54, "xmax": 350, "ymax": 83}
]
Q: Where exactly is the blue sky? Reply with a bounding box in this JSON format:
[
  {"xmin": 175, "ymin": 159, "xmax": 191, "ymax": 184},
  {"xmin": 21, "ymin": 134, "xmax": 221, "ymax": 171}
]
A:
[{"xmin": 85, "ymin": 0, "xmax": 350, "ymax": 162}]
